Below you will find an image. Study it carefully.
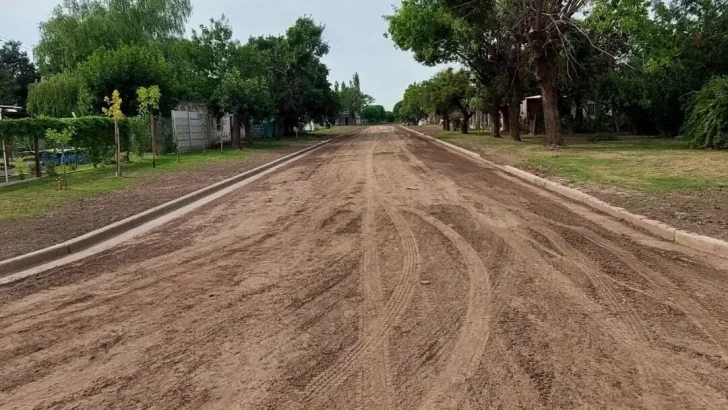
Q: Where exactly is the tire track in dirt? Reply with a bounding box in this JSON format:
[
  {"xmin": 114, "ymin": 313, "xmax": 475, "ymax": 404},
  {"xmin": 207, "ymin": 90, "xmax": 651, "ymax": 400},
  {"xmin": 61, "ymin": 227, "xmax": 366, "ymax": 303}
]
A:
[
  {"xmin": 357, "ymin": 135, "xmax": 395, "ymax": 409},
  {"xmin": 534, "ymin": 224, "xmax": 722, "ymax": 408},
  {"xmin": 571, "ymin": 227, "xmax": 728, "ymax": 360},
  {"xmin": 298, "ymin": 133, "xmax": 420, "ymax": 408},
  {"xmin": 407, "ymin": 209, "xmax": 492, "ymax": 410}
]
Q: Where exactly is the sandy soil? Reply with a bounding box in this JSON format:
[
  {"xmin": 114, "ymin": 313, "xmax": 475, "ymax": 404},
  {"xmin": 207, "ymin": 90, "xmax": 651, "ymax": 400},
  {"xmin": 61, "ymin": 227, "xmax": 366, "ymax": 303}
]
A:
[
  {"xmin": 0, "ymin": 141, "xmax": 320, "ymax": 261},
  {"xmin": 1, "ymin": 126, "xmax": 727, "ymax": 409}
]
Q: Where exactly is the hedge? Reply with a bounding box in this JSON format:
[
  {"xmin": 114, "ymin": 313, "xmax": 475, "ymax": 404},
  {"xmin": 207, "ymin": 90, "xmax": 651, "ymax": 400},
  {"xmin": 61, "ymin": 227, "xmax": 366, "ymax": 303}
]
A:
[{"xmin": 0, "ymin": 116, "xmax": 132, "ymax": 165}]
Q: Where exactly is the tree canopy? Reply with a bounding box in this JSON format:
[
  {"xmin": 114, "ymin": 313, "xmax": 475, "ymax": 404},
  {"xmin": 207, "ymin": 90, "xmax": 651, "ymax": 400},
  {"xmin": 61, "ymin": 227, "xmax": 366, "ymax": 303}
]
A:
[
  {"xmin": 24, "ymin": 0, "xmax": 342, "ymax": 141},
  {"xmin": 390, "ymin": 0, "xmax": 728, "ymax": 148},
  {"xmin": 0, "ymin": 41, "xmax": 38, "ymax": 107},
  {"xmin": 35, "ymin": 0, "xmax": 192, "ymax": 74}
]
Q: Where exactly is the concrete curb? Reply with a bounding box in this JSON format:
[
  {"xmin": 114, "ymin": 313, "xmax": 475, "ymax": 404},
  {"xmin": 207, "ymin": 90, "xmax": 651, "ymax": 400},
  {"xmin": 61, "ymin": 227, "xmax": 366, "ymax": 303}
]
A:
[
  {"xmin": 0, "ymin": 134, "xmax": 349, "ymax": 277},
  {"xmin": 401, "ymin": 126, "xmax": 728, "ymax": 258}
]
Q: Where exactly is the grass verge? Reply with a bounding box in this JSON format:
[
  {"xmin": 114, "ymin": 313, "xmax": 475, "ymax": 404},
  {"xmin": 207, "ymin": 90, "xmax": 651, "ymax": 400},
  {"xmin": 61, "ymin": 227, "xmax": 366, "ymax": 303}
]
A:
[
  {"xmin": 415, "ymin": 125, "xmax": 728, "ymax": 192},
  {"xmin": 0, "ymin": 139, "xmax": 304, "ymax": 222}
]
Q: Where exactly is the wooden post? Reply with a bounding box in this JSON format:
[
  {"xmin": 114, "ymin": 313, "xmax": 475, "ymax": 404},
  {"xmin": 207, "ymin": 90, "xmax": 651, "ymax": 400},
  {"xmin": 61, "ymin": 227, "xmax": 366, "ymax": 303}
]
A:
[
  {"xmin": 60, "ymin": 147, "xmax": 67, "ymax": 189},
  {"xmin": 114, "ymin": 120, "xmax": 121, "ymax": 177},
  {"xmin": 172, "ymin": 115, "xmax": 180, "ymax": 163},
  {"xmin": 151, "ymin": 114, "xmax": 156, "ymax": 168},
  {"xmin": 34, "ymin": 135, "xmax": 41, "ymax": 177},
  {"xmin": 2, "ymin": 139, "xmax": 8, "ymax": 185},
  {"xmin": 187, "ymin": 111, "xmax": 193, "ymax": 152}
]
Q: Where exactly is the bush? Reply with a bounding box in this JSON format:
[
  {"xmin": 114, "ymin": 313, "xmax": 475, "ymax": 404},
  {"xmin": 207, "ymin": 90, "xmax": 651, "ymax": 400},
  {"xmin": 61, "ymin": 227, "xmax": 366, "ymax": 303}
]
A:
[
  {"xmin": 45, "ymin": 162, "xmax": 57, "ymax": 176},
  {"xmin": 128, "ymin": 116, "xmax": 150, "ymax": 158},
  {"xmin": 21, "ymin": 155, "xmax": 36, "ymax": 162},
  {"xmin": 16, "ymin": 162, "xmax": 27, "ymax": 180},
  {"xmin": 0, "ymin": 116, "xmax": 133, "ymax": 164},
  {"xmin": 683, "ymin": 76, "xmax": 728, "ymax": 149},
  {"xmin": 587, "ymin": 134, "xmax": 619, "ymax": 142}
]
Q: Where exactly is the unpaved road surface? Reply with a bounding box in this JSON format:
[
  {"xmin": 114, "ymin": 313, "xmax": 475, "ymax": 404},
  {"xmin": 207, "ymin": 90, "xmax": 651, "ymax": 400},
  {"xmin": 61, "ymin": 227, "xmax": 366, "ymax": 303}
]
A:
[{"xmin": 2, "ymin": 126, "xmax": 728, "ymax": 409}]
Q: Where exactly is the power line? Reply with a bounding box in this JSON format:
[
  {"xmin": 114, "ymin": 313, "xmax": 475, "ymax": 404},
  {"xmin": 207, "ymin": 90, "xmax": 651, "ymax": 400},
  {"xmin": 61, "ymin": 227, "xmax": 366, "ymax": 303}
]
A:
[{"xmin": 0, "ymin": 34, "xmax": 33, "ymax": 53}]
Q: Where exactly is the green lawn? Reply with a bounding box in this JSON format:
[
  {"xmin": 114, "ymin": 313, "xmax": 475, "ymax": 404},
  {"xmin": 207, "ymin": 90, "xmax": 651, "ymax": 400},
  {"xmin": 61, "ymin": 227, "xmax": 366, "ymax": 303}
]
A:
[
  {"xmin": 306, "ymin": 125, "xmax": 359, "ymax": 138},
  {"xmin": 414, "ymin": 126, "xmax": 728, "ymax": 192},
  {"xmin": 0, "ymin": 139, "xmax": 300, "ymax": 222}
]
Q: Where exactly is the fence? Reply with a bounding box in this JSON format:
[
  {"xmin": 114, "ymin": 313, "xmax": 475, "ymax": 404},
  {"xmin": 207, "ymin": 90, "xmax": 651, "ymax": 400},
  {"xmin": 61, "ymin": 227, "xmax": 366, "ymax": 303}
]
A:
[{"xmin": 171, "ymin": 111, "xmax": 206, "ymax": 153}]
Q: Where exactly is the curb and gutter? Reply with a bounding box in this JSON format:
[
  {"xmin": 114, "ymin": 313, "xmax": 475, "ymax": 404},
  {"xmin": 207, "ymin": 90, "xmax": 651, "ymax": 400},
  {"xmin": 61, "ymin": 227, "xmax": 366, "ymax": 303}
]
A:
[
  {"xmin": 402, "ymin": 126, "xmax": 728, "ymax": 258},
  {"xmin": 0, "ymin": 133, "xmax": 352, "ymax": 277}
]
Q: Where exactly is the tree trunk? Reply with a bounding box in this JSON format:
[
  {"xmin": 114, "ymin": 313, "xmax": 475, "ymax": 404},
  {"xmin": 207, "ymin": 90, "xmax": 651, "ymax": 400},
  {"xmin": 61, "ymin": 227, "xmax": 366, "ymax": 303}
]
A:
[
  {"xmin": 501, "ymin": 105, "xmax": 510, "ymax": 133},
  {"xmin": 536, "ymin": 59, "xmax": 564, "ymax": 146},
  {"xmin": 231, "ymin": 115, "xmax": 242, "ymax": 149},
  {"xmin": 461, "ymin": 112, "xmax": 471, "ymax": 134},
  {"xmin": 242, "ymin": 115, "xmax": 254, "ymax": 147},
  {"xmin": 34, "ymin": 136, "xmax": 41, "ymax": 178},
  {"xmin": 509, "ymin": 92, "xmax": 522, "ymax": 142},
  {"xmin": 490, "ymin": 105, "xmax": 501, "ymax": 138}
]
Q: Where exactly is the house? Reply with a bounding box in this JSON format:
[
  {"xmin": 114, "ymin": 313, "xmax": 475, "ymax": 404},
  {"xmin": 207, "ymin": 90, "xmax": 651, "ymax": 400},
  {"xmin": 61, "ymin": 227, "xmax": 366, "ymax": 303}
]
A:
[{"xmin": 337, "ymin": 112, "xmax": 360, "ymax": 126}]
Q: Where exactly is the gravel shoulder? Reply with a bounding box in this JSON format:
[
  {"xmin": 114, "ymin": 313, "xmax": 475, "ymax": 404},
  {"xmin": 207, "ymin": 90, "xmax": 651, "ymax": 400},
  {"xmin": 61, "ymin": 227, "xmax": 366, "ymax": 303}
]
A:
[{"xmin": 1, "ymin": 126, "xmax": 727, "ymax": 409}]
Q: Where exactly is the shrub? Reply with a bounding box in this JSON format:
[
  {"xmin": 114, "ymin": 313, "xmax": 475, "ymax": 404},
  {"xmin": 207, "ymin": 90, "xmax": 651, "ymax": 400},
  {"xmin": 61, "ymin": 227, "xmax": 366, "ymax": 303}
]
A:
[
  {"xmin": 21, "ymin": 155, "xmax": 36, "ymax": 162},
  {"xmin": 16, "ymin": 162, "xmax": 27, "ymax": 180},
  {"xmin": 683, "ymin": 76, "xmax": 728, "ymax": 149},
  {"xmin": 128, "ymin": 116, "xmax": 150, "ymax": 158},
  {"xmin": 587, "ymin": 134, "xmax": 619, "ymax": 142},
  {"xmin": 0, "ymin": 116, "xmax": 133, "ymax": 163},
  {"xmin": 45, "ymin": 162, "xmax": 57, "ymax": 176}
]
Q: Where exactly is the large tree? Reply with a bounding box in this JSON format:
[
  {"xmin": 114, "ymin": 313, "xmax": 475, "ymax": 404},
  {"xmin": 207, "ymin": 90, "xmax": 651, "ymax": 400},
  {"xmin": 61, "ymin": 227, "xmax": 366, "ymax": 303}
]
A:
[
  {"xmin": 337, "ymin": 73, "xmax": 373, "ymax": 118},
  {"xmin": 250, "ymin": 17, "xmax": 339, "ymax": 135},
  {"xmin": 387, "ymin": 0, "xmax": 522, "ymax": 139},
  {"xmin": 35, "ymin": 0, "xmax": 192, "ymax": 74},
  {"xmin": 0, "ymin": 41, "xmax": 38, "ymax": 107},
  {"xmin": 361, "ymin": 104, "xmax": 387, "ymax": 123},
  {"xmin": 214, "ymin": 45, "xmax": 271, "ymax": 148}
]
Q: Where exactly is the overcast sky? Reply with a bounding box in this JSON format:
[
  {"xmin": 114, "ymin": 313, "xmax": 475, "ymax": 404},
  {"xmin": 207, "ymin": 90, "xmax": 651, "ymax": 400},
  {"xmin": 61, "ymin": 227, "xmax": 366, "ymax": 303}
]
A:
[{"xmin": 0, "ymin": 0, "xmax": 446, "ymax": 110}]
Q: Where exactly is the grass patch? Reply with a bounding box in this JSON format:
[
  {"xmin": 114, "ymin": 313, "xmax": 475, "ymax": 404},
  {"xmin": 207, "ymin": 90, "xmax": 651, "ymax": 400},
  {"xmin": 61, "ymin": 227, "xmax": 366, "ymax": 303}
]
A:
[
  {"xmin": 306, "ymin": 125, "xmax": 359, "ymax": 138},
  {"xmin": 411, "ymin": 125, "xmax": 728, "ymax": 192},
  {"xmin": 0, "ymin": 143, "xmax": 296, "ymax": 222}
]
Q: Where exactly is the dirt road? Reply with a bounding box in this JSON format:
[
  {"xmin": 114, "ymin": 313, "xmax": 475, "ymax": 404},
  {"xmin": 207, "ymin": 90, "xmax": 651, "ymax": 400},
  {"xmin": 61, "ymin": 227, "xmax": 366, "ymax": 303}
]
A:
[{"xmin": 2, "ymin": 126, "xmax": 728, "ymax": 409}]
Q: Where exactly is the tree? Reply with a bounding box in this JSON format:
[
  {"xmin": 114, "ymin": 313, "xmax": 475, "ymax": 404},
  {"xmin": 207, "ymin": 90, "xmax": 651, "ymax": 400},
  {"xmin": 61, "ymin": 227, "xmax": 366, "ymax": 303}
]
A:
[
  {"xmin": 45, "ymin": 126, "xmax": 75, "ymax": 189},
  {"xmin": 215, "ymin": 63, "xmax": 271, "ymax": 148},
  {"xmin": 682, "ymin": 76, "xmax": 728, "ymax": 149},
  {"xmin": 393, "ymin": 101, "xmax": 404, "ymax": 121},
  {"xmin": 27, "ymin": 70, "xmax": 91, "ymax": 117},
  {"xmin": 421, "ymin": 68, "xmax": 478, "ymax": 133},
  {"xmin": 250, "ymin": 17, "xmax": 338, "ymax": 136},
  {"xmin": 361, "ymin": 105, "xmax": 387, "ymax": 123},
  {"xmin": 0, "ymin": 41, "xmax": 38, "ymax": 107},
  {"xmin": 102, "ymin": 90, "xmax": 124, "ymax": 176},
  {"xmin": 502, "ymin": 0, "xmax": 587, "ymax": 146},
  {"xmin": 387, "ymin": 0, "xmax": 518, "ymax": 137},
  {"xmin": 400, "ymin": 82, "xmax": 427, "ymax": 124},
  {"xmin": 79, "ymin": 44, "xmax": 175, "ymax": 115},
  {"xmin": 35, "ymin": 0, "xmax": 192, "ymax": 74},
  {"xmin": 189, "ymin": 15, "xmax": 239, "ymax": 113},
  {"xmin": 337, "ymin": 73, "xmax": 373, "ymax": 117},
  {"xmin": 137, "ymin": 85, "xmax": 161, "ymax": 166}
]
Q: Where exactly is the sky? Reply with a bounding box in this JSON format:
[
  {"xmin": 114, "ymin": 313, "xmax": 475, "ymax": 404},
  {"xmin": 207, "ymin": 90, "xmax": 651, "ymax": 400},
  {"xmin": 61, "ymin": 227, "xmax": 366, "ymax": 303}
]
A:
[{"xmin": 0, "ymin": 0, "xmax": 446, "ymax": 110}]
